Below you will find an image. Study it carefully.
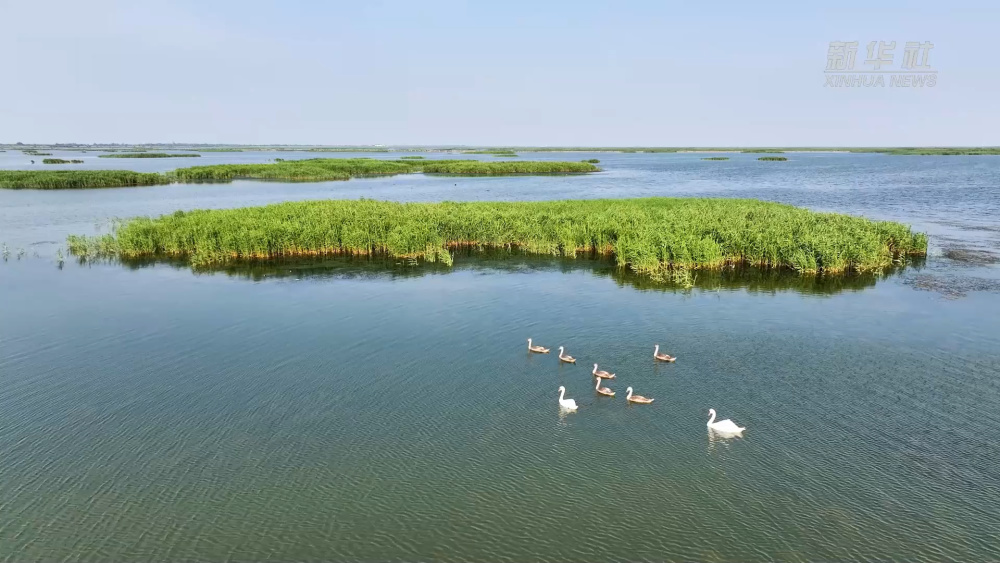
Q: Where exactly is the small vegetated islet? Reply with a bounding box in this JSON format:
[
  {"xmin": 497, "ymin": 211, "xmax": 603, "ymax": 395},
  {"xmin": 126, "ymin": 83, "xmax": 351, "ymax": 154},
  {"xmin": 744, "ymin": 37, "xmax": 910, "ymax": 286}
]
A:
[
  {"xmin": 758, "ymin": 156, "xmax": 788, "ymax": 161},
  {"xmin": 171, "ymin": 158, "xmax": 598, "ymax": 182},
  {"xmin": 68, "ymin": 198, "xmax": 927, "ymax": 278},
  {"xmin": 0, "ymin": 171, "xmax": 170, "ymax": 190},
  {"xmin": 42, "ymin": 159, "xmax": 84, "ymax": 164},
  {"xmin": 702, "ymin": 157, "xmax": 729, "ymax": 161}
]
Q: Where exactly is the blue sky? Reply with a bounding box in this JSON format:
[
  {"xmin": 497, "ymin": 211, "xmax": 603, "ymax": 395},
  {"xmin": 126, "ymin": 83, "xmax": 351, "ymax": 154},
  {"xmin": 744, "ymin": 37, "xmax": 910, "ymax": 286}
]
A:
[{"xmin": 2, "ymin": 0, "xmax": 996, "ymax": 145}]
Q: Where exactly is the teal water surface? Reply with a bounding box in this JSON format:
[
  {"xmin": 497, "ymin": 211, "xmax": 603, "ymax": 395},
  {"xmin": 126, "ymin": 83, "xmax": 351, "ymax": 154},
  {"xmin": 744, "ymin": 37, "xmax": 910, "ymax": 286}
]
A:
[{"xmin": 1, "ymin": 152, "xmax": 1000, "ymax": 562}]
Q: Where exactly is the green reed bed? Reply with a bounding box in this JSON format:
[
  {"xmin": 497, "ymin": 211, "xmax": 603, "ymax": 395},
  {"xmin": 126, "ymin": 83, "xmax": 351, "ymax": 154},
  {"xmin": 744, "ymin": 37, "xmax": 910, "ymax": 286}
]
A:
[
  {"xmin": 67, "ymin": 198, "xmax": 926, "ymax": 276},
  {"xmin": 464, "ymin": 149, "xmax": 518, "ymax": 155},
  {"xmin": 702, "ymin": 157, "xmax": 729, "ymax": 161},
  {"xmin": 0, "ymin": 170, "xmax": 170, "ymax": 190},
  {"xmin": 583, "ymin": 159, "xmax": 600, "ymax": 163},
  {"xmin": 882, "ymin": 147, "xmax": 1000, "ymax": 155},
  {"xmin": 42, "ymin": 158, "xmax": 84, "ymax": 164},
  {"xmin": 758, "ymin": 156, "xmax": 788, "ymax": 161},
  {"xmin": 419, "ymin": 160, "xmax": 596, "ymax": 175},
  {"xmin": 172, "ymin": 158, "xmax": 598, "ymax": 182},
  {"xmin": 400, "ymin": 156, "xmax": 425, "ymax": 159},
  {"xmin": 99, "ymin": 153, "xmax": 201, "ymax": 159}
]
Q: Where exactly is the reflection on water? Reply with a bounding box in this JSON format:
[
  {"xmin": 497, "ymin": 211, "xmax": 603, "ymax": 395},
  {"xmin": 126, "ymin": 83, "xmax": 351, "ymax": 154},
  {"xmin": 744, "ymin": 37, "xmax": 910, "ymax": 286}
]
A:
[{"xmin": 96, "ymin": 251, "xmax": 921, "ymax": 296}]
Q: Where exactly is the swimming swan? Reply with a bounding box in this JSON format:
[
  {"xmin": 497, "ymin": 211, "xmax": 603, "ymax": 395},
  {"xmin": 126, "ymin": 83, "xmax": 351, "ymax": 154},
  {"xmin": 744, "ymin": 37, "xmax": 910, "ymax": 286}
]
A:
[
  {"xmin": 527, "ymin": 338, "xmax": 550, "ymax": 353},
  {"xmin": 653, "ymin": 345, "xmax": 676, "ymax": 362},
  {"xmin": 558, "ymin": 386, "xmax": 578, "ymax": 410},
  {"xmin": 592, "ymin": 364, "xmax": 615, "ymax": 379},
  {"xmin": 595, "ymin": 377, "xmax": 615, "ymax": 397},
  {"xmin": 707, "ymin": 408, "xmax": 745, "ymax": 434},
  {"xmin": 625, "ymin": 387, "xmax": 654, "ymax": 404},
  {"xmin": 558, "ymin": 347, "xmax": 576, "ymax": 364}
]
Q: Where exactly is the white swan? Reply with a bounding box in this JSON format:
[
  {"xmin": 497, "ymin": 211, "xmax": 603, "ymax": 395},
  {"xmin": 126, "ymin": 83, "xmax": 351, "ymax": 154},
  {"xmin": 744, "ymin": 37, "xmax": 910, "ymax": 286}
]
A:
[
  {"xmin": 707, "ymin": 408, "xmax": 744, "ymax": 433},
  {"xmin": 558, "ymin": 386, "xmax": 578, "ymax": 410}
]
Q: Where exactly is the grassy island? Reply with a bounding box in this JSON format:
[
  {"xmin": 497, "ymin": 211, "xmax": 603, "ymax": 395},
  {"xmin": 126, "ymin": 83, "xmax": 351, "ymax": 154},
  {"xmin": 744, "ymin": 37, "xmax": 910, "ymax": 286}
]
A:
[
  {"xmin": 400, "ymin": 156, "xmax": 425, "ymax": 159},
  {"xmin": 42, "ymin": 158, "xmax": 84, "ymax": 164},
  {"xmin": 67, "ymin": 198, "xmax": 926, "ymax": 276},
  {"xmin": 0, "ymin": 170, "xmax": 170, "ymax": 190},
  {"xmin": 702, "ymin": 157, "xmax": 729, "ymax": 161},
  {"xmin": 172, "ymin": 158, "xmax": 598, "ymax": 182},
  {"xmin": 1, "ymin": 158, "xmax": 599, "ymax": 189},
  {"xmin": 583, "ymin": 159, "xmax": 600, "ymax": 163},
  {"xmin": 99, "ymin": 153, "xmax": 201, "ymax": 158},
  {"xmin": 758, "ymin": 156, "xmax": 788, "ymax": 161}
]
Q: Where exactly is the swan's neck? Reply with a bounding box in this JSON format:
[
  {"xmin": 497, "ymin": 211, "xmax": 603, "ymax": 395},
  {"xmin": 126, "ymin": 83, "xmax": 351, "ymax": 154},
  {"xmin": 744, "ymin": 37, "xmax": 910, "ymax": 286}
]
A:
[
  {"xmin": 708, "ymin": 411, "xmax": 716, "ymax": 426},
  {"xmin": 559, "ymin": 388, "xmax": 566, "ymax": 401},
  {"xmin": 626, "ymin": 389, "xmax": 632, "ymax": 399},
  {"xmin": 654, "ymin": 345, "xmax": 659, "ymax": 354},
  {"xmin": 592, "ymin": 365, "xmax": 597, "ymax": 374},
  {"xmin": 595, "ymin": 378, "xmax": 601, "ymax": 390}
]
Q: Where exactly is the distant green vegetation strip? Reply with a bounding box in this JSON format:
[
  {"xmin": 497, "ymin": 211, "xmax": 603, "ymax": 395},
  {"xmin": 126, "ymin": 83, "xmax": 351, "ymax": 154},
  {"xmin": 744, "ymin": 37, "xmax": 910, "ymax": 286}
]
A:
[
  {"xmin": 419, "ymin": 160, "xmax": 594, "ymax": 175},
  {"xmin": 758, "ymin": 157, "xmax": 788, "ymax": 161},
  {"xmin": 702, "ymin": 157, "xmax": 729, "ymax": 161},
  {"xmin": 172, "ymin": 158, "xmax": 598, "ymax": 182},
  {"xmin": 879, "ymin": 147, "xmax": 1000, "ymax": 155},
  {"xmin": 464, "ymin": 149, "xmax": 518, "ymax": 155},
  {"xmin": 42, "ymin": 158, "xmax": 84, "ymax": 164},
  {"xmin": 0, "ymin": 158, "xmax": 599, "ymax": 189},
  {"xmin": 68, "ymin": 198, "xmax": 926, "ymax": 275},
  {"xmin": 0, "ymin": 170, "xmax": 170, "ymax": 189},
  {"xmin": 399, "ymin": 156, "xmax": 425, "ymax": 159},
  {"xmin": 99, "ymin": 153, "xmax": 201, "ymax": 158}
]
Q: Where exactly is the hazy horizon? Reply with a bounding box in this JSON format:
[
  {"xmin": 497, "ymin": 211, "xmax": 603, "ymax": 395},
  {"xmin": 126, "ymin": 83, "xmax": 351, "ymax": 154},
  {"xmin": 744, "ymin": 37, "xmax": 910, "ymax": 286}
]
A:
[{"xmin": 4, "ymin": 0, "xmax": 997, "ymax": 146}]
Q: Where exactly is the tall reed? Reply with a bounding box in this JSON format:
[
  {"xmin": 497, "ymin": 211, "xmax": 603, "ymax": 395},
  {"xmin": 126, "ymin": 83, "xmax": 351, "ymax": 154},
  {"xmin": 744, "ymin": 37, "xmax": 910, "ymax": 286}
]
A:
[
  {"xmin": 0, "ymin": 170, "xmax": 170, "ymax": 189},
  {"xmin": 68, "ymin": 198, "xmax": 927, "ymax": 276}
]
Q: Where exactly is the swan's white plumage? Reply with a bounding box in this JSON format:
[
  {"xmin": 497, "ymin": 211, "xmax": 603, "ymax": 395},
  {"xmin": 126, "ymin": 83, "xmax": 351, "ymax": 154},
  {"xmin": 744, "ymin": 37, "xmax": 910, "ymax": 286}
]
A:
[
  {"xmin": 707, "ymin": 408, "xmax": 745, "ymax": 433},
  {"xmin": 558, "ymin": 386, "xmax": 578, "ymax": 410}
]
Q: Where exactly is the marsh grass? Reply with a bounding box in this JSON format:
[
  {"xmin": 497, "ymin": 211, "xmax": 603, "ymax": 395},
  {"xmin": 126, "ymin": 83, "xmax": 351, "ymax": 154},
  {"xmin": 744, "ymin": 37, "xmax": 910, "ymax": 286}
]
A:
[
  {"xmin": 883, "ymin": 147, "xmax": 1000, "ymax": 155},
  {"xmin": 701, "ymin": 157, "xmax": 730, "ymax": 161},
  {"xmin": 758, "ymin": 157, "xmax": 788, "ymax": 161},
  {"xmin": 42, "ymin": 158, "xmax": 84, "ymax": 164},
  {"xmin": 99, "ymin": 153, "xmax": 201, "ymax": 158},
  {"xmin": 172, "ymin": 158, "xmax": 598, "ymax": 182},
  {"xmin": 465, "ymin": 149, "xmax": 518, "ymax": 156},
  {"xmin": 68, "ymin": 198, "xmax": 926, "ymax": 277},
  {"xmin": 0, "ymin": 170, "xmax": 170, "ymax": 189}
]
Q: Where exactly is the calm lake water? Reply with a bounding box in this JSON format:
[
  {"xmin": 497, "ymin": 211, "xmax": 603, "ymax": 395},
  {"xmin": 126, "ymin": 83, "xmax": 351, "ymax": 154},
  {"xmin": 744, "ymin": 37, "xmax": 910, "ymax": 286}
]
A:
[{"xmin": 2, "ymin": 152, "xmax": 999, "ymax": 562}]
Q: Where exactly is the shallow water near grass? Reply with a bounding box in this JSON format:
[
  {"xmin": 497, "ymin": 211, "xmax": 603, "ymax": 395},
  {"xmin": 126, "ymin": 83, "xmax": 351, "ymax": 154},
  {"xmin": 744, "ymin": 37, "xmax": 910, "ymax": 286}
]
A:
[{"xmin": 1, "ymin": 152, "xmax": 999, "ymax": 562}]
